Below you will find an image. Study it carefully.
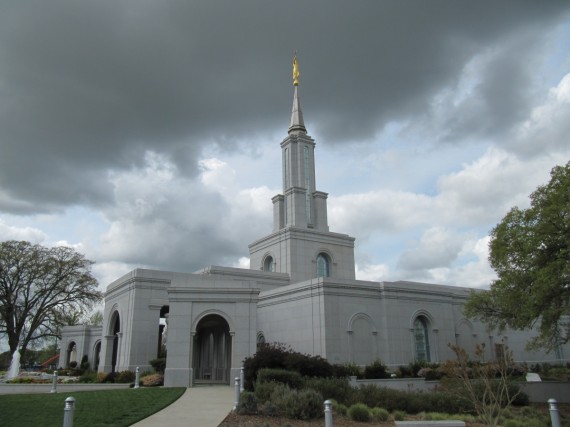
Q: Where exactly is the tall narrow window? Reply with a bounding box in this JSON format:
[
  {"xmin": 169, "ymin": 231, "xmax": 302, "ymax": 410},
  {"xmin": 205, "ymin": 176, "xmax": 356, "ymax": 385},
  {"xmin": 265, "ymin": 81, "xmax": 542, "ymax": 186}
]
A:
[
  {"xmin": 316, "ymin": 253, "xmax": 330, "ymax": 277},
  {"xmin": 304, "ymin": 146, "xmax": 312, "ymax": 224},
  {"xmin": 263, "ymin": 256, "xmax": 275, "ymax": 272},
  {"xmin": 414, "ymin": 317, "xmax": 431, "ymax": 362},
  {"xmin": 284, "ymin": 148, "xmax": 290, "ymax": 189}
]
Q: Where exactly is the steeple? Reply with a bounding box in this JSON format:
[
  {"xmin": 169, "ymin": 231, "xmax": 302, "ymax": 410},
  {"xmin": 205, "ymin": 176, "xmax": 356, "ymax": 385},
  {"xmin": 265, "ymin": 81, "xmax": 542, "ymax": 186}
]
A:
[
  {"xmin": 248, "ymin": 53, "xmax": 355, "ymax": 283},
  {"xmin": 288, "ymin": 53, "xmax": 306, "ymax": 135}
]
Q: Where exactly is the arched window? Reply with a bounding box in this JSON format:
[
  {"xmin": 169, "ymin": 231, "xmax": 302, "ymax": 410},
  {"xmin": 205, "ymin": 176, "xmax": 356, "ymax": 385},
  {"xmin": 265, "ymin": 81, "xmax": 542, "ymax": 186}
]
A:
[
  {"xmin": 316, "ymin": 253, "xmax": 330, "ymax": 277},
  {"xmin": 263, "ymin": 256, "xmax": 275, "ymax": 272},
  {"xmin": 414, "ymin": 316, "xmax": 431, "ymax": 362},
  {"xmin": 257, "ymin": 332, "xmax": 266, "ymax": 350}
]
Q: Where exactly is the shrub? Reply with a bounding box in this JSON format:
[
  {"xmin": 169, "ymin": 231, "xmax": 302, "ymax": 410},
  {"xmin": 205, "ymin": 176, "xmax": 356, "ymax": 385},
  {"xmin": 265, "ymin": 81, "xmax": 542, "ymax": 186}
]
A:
[
  {"xmin": 350, "ymin": 384, "xmax": 471, "ymax": 414},
  {"xmin": 243, "ymin": 343, "xmax": 290, "ymax": 390},
  {"xmin": 78, "ymin": 370, "xmax": 97, "ymax": 383},
  {"xmin": 254, "ymin": 380, "xmax": 280, "ymax": 403},
  {"xmin": 284, "ymin": 352, "xmax": 334, "ymax": 378},
  {"xmin": 242, "ymin": 342, "xmax": 338, "ymax": 391},
  {"xmin": 363, "ymin": 359, "xmax": 390, "ymax": 379},
  {"xmin": 102, "ymin": 372, "xmax": 118, "ymax": 383},
  {"xmin": 287, "ymin": 389, "xmax": 323, "ymax": 420},
  {"xmin": 260, "ymin": 401, "xmax": 279, "ymax": 417},
  {"xmin": 236, "ymin": 391, "xmax": 258, "ymax": 415},
  {"xmin": 334, "ymin": 403, "xmax": 347, "ymax": 416},
  {"xmin": 348, "ymin": 403, "xmax": 371, "ymax": 422},
  {"xmin": 115, "ymin": 370, "xmax": 136, "ymax": 383},
  {"xmin": 342, "ymin": 362, "xmax": 363, "ymax": 378},
  {"xmin": 257, "ymin": 368, "xmax": 303, "ymax": 389},
  {"xmin": 304, "ymin": 377, "xmax": 353, "ymax": 404},
  {"xmin": 393, "ymin": 410, "xmax": 406, "ymax": 421},
  {"xmin": 371, "ymin": 407, "xmax": 389, "ymax": 421},
  {"xmin": 96, "ymin": 372, "xmax": 107, "ymax": 383},
  {"xmin": 270, "ymin": 384, "xmax": 323, "ymax": 420},
  {"xmin": 80, "ymin": 355, "xmax": 89, "ymax": 371},
  {"xmin": 69, "ymin": 361, "xmax": 78, "ymax": 369},
  {"xmin": 141, "ymin": 373, "xmax": 164, "ymax": 387},
  {"xmin": 149, "ymin": 358, "xmax": 166, "ymax": 373}
]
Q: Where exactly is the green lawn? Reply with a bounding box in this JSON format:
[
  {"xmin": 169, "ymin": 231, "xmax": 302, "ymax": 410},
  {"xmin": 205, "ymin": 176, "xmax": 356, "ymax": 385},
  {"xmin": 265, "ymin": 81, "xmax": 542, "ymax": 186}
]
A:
[{"xmin": 0, "ymin": 387, "xmax": 186, "ymax": 427}]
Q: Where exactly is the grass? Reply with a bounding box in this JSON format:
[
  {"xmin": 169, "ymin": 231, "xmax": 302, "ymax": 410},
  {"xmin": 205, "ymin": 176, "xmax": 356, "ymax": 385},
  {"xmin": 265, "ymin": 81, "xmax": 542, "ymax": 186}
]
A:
[{"xmin": 0, "ymin": 387, "xmax": 186, "ymax": 427}]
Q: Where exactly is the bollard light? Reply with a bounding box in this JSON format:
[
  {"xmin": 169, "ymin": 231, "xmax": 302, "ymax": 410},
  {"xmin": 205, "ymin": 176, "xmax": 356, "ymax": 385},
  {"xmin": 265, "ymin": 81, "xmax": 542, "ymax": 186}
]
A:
[
  {"xmin": 324, "ymin": 399, "xmax": 333, "ymax": 427},
  {"xmin": 134, "ymin": 366, "xmax": 140, "ymax": 389},
  {"xmin": 233, "ymin": 377, "xmax": 240, "ymax": 411},
  {"xmin": 548, "ymin": 398, "xmax": 561, "ymax": 427},
  {"xmin": 50, "ymin": 371, "xmax": 58, "ymax": 394},
  {"xmin": 63, "ymin": 396, "xmax": 76, "ymax": 427}
]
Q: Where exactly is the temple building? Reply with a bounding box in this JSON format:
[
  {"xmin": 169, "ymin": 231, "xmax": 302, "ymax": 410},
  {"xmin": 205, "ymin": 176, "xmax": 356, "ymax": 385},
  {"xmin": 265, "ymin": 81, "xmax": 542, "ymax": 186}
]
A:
[{"xmin": 60, "ymin": 56, "xmax": 567, "ymax": 386}]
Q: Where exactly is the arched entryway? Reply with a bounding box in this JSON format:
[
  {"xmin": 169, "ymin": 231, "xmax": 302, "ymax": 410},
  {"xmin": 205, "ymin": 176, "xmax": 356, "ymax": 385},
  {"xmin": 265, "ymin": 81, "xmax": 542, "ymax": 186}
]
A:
[
  {"xmin": 110, "ymin": 312, "xmax": 120, "ymax": 372},
  {"xmin": 93, "ymin": 341, "xmax": 101, "ymax": 371},
  {"xmin": 66, "ymin": 341, "xmax": 77, "ymax": 367},
  {"xmin": 193, "ymin": 314, "xmax": 231, "ymax": 383}
]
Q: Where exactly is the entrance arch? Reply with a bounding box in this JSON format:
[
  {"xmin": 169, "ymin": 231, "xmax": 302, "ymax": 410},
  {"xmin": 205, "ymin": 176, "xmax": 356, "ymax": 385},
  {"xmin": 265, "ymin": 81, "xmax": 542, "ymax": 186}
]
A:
[
  {"xmin": 110, "ymin": 312, "xmax": 120, "ymax": 372},
  {"xmin": 193, "ymin": 314, "xmax": 231, "ymax": 383},
  {"xmin": 66, "ymin": 341, "xmax": 77, "ymax": 367}
]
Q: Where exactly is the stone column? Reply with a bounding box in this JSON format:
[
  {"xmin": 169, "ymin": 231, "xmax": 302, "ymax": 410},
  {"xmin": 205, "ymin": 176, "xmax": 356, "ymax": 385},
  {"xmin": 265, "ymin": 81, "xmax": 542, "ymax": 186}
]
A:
[
  {"xmin": 115, "ymin": 332, "xmax": 123, "ymax": 372},
  {"xmin": 100, "ymin": 335, "xmax": 116, "ymax": 373}
]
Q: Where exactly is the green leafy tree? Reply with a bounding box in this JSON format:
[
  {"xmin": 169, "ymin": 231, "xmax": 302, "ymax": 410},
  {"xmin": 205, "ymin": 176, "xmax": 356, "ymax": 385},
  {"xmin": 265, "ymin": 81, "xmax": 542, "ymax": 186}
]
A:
[
  {"xmin": 88, "ymin": 310, "xmax": 104, "ymax": 326},
  {"xmin": 465, "ymin": 161, "xmax": 570, "ymax": 351},
  {"xmin": 0, "ymin": 240, "xmax": 102, "ymax": 359}
]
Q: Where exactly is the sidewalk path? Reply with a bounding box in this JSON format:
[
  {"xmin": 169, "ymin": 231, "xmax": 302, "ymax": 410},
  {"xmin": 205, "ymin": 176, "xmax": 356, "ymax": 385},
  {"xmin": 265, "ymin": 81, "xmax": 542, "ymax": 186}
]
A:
[{"xmin": 131, "ymin": 385, "xmax": 234, "ymax": 427}]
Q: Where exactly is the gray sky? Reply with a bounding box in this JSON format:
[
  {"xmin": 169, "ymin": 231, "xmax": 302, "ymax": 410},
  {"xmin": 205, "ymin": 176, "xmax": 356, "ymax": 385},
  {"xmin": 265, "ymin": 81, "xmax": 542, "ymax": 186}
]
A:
[{"xmin": 1, "ymin": 0, "xmax": 570, "ymax": 291}]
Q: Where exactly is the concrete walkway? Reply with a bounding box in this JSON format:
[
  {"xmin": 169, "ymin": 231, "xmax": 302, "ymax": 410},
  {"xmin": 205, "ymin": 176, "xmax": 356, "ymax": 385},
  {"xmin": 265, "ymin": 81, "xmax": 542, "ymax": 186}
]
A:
[{"xmin": 131, "ymin": 385, "xmax": 234, "ymax": 427}]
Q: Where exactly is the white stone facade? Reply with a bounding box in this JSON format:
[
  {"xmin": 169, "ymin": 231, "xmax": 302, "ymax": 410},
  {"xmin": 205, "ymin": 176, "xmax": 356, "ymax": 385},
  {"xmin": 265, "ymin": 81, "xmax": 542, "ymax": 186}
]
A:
[{"xmin": 60, "ymin": 77, "xmax": 568, "ymax": 385}]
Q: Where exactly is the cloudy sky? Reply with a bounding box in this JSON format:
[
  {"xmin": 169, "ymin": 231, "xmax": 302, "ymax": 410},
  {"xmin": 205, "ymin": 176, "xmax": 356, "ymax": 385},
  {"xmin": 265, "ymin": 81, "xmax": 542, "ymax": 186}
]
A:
[{"xmin": 1, "ymin": 0, "xmax": 569, "ymax": 292}]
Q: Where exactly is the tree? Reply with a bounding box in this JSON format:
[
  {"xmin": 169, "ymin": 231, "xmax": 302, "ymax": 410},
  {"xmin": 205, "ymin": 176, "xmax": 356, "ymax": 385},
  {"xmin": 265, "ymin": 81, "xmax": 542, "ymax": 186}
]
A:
[
  {"xmin": 0, "ymin": 240, "xmax": 102, "ymax": 359},
  {"xmin": 88, "ymin": 310, "xmax": 104, "ymax": 326},
  {"xmin": 465, "ymin": 161, "xmax": 570, "ymax": 351},
  {"xmin": 440, "ymin": 343, "xmax": 526, "ymax": 427}
]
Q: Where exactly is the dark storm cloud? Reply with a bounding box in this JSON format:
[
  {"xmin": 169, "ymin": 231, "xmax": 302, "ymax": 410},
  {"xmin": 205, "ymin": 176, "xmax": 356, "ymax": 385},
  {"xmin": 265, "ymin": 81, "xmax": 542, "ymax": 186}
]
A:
[{"xmin": 1, "ymin": 0, "xmax": 569, "ymax": 213}]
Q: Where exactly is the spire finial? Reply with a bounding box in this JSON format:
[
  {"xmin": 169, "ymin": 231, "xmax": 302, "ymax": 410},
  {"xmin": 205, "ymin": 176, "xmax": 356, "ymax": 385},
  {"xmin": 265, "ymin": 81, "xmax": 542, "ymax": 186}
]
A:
[{"xmin": 293, "ymin": 51, "xmax": 300, "ymax": 86}]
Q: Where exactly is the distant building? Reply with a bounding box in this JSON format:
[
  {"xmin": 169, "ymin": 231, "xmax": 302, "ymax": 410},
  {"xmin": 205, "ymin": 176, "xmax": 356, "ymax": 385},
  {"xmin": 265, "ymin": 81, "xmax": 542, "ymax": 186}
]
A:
[{"xmin": 61, "ymin": 58, "xmax": 568, "ymax": 386}]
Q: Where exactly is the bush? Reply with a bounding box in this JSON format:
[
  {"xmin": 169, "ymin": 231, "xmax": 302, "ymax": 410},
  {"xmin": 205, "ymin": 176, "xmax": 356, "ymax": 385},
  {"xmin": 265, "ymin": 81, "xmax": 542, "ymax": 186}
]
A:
[
  {"xmin": 78, "ymin": 370, "xmax": 97, "ymax": 383},
  {"xmin": 260, "ymin": 401, "xmax": 279, "ymax": 417},
  {"xmin": 348, "ymin": 403, "xmax": 371, "ymax": 422},
  {"xmin": 236, "ymin": 391, "xmax": 258, "ymax": 415},
  {"xmin": 284, "ymin": 352, "xmax": 334, "ymax": 378},
  {"xmin": 80, "ymin": 355, "xmax": 89, "ymax": 371},
  {"xmin": 69, "ymin": 361, "xmax": 78, "ymax": 369},
  {"xmin": 257, "ymin": 368, "xmax": 304, "ymax": 389},
  {"xmin": 304, "ymin": 377, "xmax": 353, "ymax": 404},
  {"xmin": 371, "ymin": 407, "xmax": 389, "ymax": 421},
  {"xmin": 363, "ymin": 359, "xmax": 390, "ymax": 379},
  {"xmin": 102, "ymin": 372, "xmax": 117, "ymax": 383},
  {"xmin": 333, "ymin": 402, "xmax": 347, "ymax": 416},
  {"xmin": 141, "ymin": 373, "xmax": 164, "ymax": 387},
  {"xmin": 270, "ymin": 384, "xmax": 323, "ymax": 420},
  {"xmin": 96, "ymin": 372, "xmax": 107, "ymax": 383},
  {"xmin": 149, "ymin": 358, "xmax": 166, "ymax": 373},
  {"xmin": 115, "ymin": 370, "xmax": 136, "ymax": 383},
  {"xmin": 254, "ymin": 380, "xmax": 280, "ymax": 403},
  {"xmin": 393, "ymin": 410, "xmax": 406, "ymax": 421},
  {"xmin": 351, "ymin": 384, "xmax": 471, "ymax": 414},
  {"xmin": 342, "ymin": 362, "xmax": 363, "ymax": 378},
  {"xmin": 242, "ymin": 343, "xmax": 338, "ymax": 391}
]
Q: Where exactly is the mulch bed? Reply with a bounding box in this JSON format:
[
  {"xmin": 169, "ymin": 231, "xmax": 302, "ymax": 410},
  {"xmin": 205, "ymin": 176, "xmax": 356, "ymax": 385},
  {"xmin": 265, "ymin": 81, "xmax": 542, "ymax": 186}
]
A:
[
  {"xmin": 219, "ymin": 413, "xmax": 486, "ymax": 427},
  {"xmin": 219, "ymin": 403, "xmax": 570, "ymax": 427}
]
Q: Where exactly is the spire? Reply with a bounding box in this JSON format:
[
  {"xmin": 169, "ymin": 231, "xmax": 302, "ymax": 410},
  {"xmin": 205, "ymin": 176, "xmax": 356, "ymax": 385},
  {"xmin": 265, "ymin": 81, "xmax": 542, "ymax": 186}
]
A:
[{"xmin": 289, "ymin": 52, "xmax": 306, "ymax": 134}]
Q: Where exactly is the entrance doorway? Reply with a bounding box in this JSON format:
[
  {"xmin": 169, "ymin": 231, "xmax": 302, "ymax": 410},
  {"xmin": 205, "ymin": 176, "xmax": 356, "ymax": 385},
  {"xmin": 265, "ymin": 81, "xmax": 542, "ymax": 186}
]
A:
[
  {"xmin": 193, "ymin": 314, "xmax": 231, "ymax": 383},
  {"xmin": 110, "ymin": 313, "xmax": 120, "ymax": 372}
]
